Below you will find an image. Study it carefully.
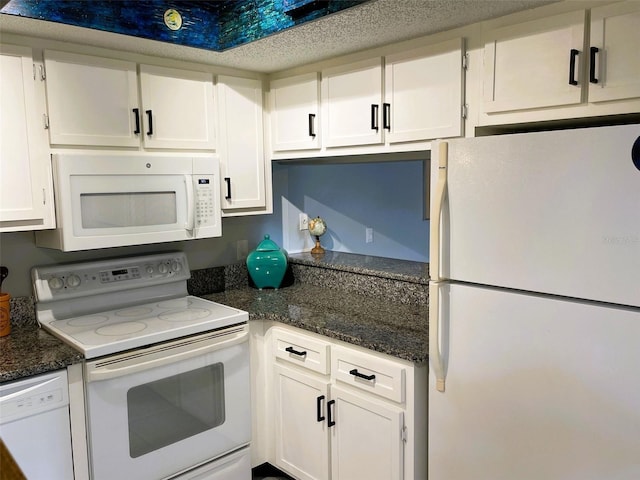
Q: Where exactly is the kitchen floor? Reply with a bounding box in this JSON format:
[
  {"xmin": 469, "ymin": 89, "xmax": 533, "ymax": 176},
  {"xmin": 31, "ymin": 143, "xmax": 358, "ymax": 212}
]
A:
[{"xmin": 251, "ymin": 463, "xmax": 294, "ymax": 479}]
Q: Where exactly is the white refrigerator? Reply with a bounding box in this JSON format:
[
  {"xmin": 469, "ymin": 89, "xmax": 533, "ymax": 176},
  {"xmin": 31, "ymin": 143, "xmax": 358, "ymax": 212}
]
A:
[{"xmin": 428, "ymin": 124, "xmax": 640, "ymax": 480}]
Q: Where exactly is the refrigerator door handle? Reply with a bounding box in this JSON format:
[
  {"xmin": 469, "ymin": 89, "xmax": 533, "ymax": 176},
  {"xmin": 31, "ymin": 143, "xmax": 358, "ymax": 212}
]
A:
[
  {"xmin": 430, "ymin": 141, "xmax": 448, "ymax": 282},
  {"xmin": 429, "ymin": 281, "xmax": 446, "ymax": 392},
  {"xmin": 429, "ymin": 141, "xmax": 448, "ymax": 392}
]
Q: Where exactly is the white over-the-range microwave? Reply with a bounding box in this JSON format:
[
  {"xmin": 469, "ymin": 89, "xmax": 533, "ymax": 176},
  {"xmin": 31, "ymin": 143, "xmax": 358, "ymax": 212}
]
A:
[{"xmin": 36, "ymin": 153, "xmax": 222, "ymax": 251}]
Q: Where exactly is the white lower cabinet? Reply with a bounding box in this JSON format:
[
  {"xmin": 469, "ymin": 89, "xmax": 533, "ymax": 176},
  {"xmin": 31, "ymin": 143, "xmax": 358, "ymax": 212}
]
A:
[
  {"xmin": 269, "ymin": 325, "xmax": 426, "ymax": 480},
  {"xmin": 330, "ymin": 385, "xmax": 404, "ymax": 480},
  {"xmin": 274, "ymin": 364, "xmax": 330, "ymax": 480}
]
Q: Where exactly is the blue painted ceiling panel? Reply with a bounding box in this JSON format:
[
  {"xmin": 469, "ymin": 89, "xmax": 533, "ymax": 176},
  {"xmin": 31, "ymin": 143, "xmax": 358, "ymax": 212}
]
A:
[{"xmin": 1, "ymin": 0, "xmax": 368, "ymax": 51}]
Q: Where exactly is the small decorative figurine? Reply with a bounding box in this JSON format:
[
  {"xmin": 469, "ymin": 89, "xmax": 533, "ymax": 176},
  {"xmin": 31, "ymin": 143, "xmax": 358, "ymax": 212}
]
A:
[
  {"xmin": 246, "ymin": 235, "xmax": 288, "ymax": 289},
  {"xmin": 308, "ymin": 216, "xmax": 327, "ymax": 255}
]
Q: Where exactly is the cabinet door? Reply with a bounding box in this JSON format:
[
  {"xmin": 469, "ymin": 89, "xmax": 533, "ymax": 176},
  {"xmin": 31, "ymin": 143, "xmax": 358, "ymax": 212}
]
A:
[
  {"xmin": 322, "ymin": 58, "xmax": 383, "ymax": 148},
  {"xmin": 588, "ymin": 1, "xmax": 640, "ymax": 103},
  {"xmin": 274, "ymin": 364, "xmax": 330, "ymax": 480},
  {"xmin": 330, "ymin": 385, "xmax": 404, "ymax": 480},
  {"xmin": 483, "ymin": 10, "xmax": 586, "ymax": 113},
  {"xmin": 139, "ymin": 64, "xmax": 216, "ymax": 150},
  {"xmin": 385, "ymin": 38, "xmax": 463, "ymax": 143},
  {"xmin": 44, "ymin": 50, "xmax": 139, "ymax": 147},
  {"xmin": 217, "ymin": 76, "xmax": 266, "ymax": 212},
  {"xmin": 1, "ymin": 45, "xmax": 54, "ymax": 231},
  {"xmin": 270, "ymin": 73, "xmax": 320, "ymax": 152}
]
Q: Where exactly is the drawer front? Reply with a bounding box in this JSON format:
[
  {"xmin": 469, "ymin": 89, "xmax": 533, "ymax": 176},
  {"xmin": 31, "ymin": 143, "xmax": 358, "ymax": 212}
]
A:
[
  {"xmin": 332, "ymin": 346, "xmax": 405, "ymax": 403},
  {"xmin": 272, "ymin": 327, "xmax": 330, "ymax": 375}
]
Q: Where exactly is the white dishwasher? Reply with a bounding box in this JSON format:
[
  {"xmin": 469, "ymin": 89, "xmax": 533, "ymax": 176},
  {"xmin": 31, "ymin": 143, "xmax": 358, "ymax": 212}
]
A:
[{"xmin": 0, "ymin": 369, "xmax": 74, "ymax": 479}]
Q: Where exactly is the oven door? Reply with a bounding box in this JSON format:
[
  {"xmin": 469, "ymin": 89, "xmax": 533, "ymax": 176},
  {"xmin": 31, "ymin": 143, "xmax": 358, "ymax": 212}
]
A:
[{"xmin": 84, "ymin": 325, "xmax": 251, "ymax": 480}]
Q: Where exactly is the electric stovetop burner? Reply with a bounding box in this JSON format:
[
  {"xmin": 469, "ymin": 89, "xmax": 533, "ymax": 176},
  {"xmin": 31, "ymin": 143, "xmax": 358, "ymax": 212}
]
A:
[{"xmin": 32, "ymin": 252, "xmax": 248, "ymax": 359}]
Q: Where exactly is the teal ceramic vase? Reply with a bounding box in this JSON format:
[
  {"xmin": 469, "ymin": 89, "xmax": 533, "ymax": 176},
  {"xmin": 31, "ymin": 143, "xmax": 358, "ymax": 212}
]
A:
[{"xmin": 246, "ymin": 235, "xmax": 288, "ymax": 289}]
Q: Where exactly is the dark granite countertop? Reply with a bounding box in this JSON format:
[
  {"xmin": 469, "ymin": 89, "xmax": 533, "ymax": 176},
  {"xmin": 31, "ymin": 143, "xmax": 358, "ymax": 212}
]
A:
[
  {"xmin": 0, "ymin": 325, "xmax": 83, "ymax": 383},
  {"xmin": 288, "ymin": 251, "xmax": 429, "ymax": 284},
  {"xmin": 1, "ymin": 252, "xmax": 429, "ymax": 383},
  {"xmin": 204, "ymin": 282, "xmax": 429, "ymax": 364}
]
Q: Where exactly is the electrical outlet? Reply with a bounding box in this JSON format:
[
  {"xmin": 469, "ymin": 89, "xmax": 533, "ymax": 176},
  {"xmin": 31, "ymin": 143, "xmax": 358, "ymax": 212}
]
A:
[
  {"xmin": 366, "ymin": 227, "xmax": 374, "ymax": 243},
  {"xmin": 299, "ymin": 213, "xmax": 309, "ymax": 231}
]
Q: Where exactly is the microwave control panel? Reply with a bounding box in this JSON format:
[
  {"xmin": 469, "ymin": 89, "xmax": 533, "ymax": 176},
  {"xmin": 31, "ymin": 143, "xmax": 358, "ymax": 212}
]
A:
[{"xmin": 195, "ymin": 176, "xmax": 216, "ymax": 227}]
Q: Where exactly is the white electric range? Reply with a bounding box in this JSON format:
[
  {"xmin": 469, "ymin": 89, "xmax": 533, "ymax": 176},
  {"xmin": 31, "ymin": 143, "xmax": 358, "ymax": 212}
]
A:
[
  {"xmin": 32, "ymin": 252, "xmax": 252, "ymax": 480},
  {"xmin": 32, "ymin": 251, "xmax": 247, "ymax": 358}
]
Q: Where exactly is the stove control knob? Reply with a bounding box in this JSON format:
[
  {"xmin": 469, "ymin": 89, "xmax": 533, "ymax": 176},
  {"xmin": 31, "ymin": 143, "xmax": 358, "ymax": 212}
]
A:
[
  {"xmin": 158, "ymin": 264, "xmax": 169, "ymax": 274},
  {"xmin": 66, "ymin": 274, "xmax": 81, "ymax": 288},
  {"xmin": 48, "ymin": 277, "xmax": 64, "ymax": 290},
  {"xmin": 146, "ymin": 266, "xmax": 154, "ymax": 275},
  {"xmin": 171, "ymin": 261, "xmax": 182, "ymax": 273}
]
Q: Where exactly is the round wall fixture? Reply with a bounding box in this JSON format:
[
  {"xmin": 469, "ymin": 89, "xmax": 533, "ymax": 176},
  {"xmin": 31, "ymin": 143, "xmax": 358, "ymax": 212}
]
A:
[{"xmin": 163, "ymin": 9, "xmax": 183, "ymax": 31}]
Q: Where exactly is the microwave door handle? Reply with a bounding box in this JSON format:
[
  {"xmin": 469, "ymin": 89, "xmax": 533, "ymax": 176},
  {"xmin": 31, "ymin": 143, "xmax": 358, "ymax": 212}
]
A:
[
  {"xmin": 185, "ymin": 175, "xmax": 195, "ymax": 233},
  {"xmin": 86, "ymin": 329, "xmax": 248, "ymax": 382}
]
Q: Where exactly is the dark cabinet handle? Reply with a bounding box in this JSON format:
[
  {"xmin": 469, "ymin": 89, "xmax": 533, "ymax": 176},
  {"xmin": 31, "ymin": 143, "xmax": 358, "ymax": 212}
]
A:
[
  {"xmin": 371, "ymin": 104, "xmax": 379, "ymax": 131},
  {"xmin": 589, "ymin": 46, "xmax": 599, "ymax": 84},
  {"xmin": 285, "ymin": 346, "xmax": 307, "ymax": 357},
  {"xmin": 349, "ymin": 368, "xmax": 376, "ymax": 381},
  {"xmin": 327, "ymin": 399, "xmax": 336, "ymax": 427},
  {"xmin": 383, "ymin": 103, "xmax": 391, "ymax": 131},
  {"xmin": 308, "ymin": 113, "xmax": 316, "ymax": 138},
  {"xmin": 224, "ymin": 177, "xmax": 231, "ymax": 200},
  {"xmin": 145, "ymin": 109, "xmax": 153, "ymax": 135},
  {"xmin": 132, "ymin": 108, "xmax": 141, "ymax": 134},
  {"xmin": 316, "ymin": 395, "xmax": 325, "ymax": 422},
  {"xmin": 568, "ymin": 49, "xmax": 579, "ymax": 86}
]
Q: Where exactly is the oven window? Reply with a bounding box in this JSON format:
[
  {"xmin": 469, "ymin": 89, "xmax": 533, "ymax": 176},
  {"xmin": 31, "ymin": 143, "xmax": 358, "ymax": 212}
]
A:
[
  {"xmin": 80, "ymin": 192, "xmax": 177, "ymax": 228},
  {"xmin": 127, "ymin": 363, "xmax": 225, "ymax": 458}
]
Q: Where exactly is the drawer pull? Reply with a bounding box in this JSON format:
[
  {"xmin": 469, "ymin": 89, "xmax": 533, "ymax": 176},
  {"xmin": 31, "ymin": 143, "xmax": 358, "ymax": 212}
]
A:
[
  {"xmin": 568, "ymin": 49, "xmax": 579, "ymax": 86},
  {"xmin": 308, "ymin": 113, "xmax": 316, "ymax": 138},
  {"xmin": 327, "ymin": 399, "xmax": 336, "ymax": 427},
  {"xmin": 383, "ymin": 102, "xmax": 391, "ymax": 131},
  {"xmin": 589, "ymin": 46, "xmax": 599, "ymax": 84},
  {"xmin": 145, "ymin": 109, "xmax": 154, "ymax": 135},
  {"xmin": 371, "ymin": 104, "xmax": 379, "ymax": 131},
  {"xmin": 224, "ymin": 177, "xmax": 231, "ymax": 200},
  {"xmin": 349, "ymin": 368, "xmax": 376, "ymax": 381},
  {"xmin": 285, "ymin": 346, "xmax": 307, "ymax": 357},
  {"xmin": 132, "ymin": 108, "xmax": 141, "ymax": 134},
  {"xmin": 316, "ymin": 395, "xmax": 325, "ymax": 422}
]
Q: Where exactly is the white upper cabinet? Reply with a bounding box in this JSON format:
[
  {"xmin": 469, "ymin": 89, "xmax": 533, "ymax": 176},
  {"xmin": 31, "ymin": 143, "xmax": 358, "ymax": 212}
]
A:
[
  {"xmin": 480, "ymin": 3, "xmax": 640, "ymax": 123},
  {"xmin": 385, "ymin": 38, "xmax": 464, "ymax": 143},
  {"xmin": 1, "ymin": 45, "xmax": 55, "ymax": 232},
  {"xmin": 270, "ymin": 72, "xmax": 320, "ymax": 152},
  {"xmin": 588, "ymin": 1, "xmax": 640, "ymax": 103},
  {"xmin": 271, "ymin": 38, "xmax": 464, "ymax": 159},
  {"xmin": 139, "ymin": 64, "xmax": 216, "ymax": 149},
  {"xmin": 321, "ymin": 58, "xmax": 384, "ymax": 148},
  {"xmin": 217, "ymin": 76, "xmax": 268, "ymax": 215},
  {"xmin": 44, "ymin": 50, "xmax": 139, "ymax": 147},
  {"xmin": 43, "ymin": 51, "xmax": 215, "ymax": 149},
  {"xmin": 482, "ymin": 10, "xmax": 586, "ymax": 113}
]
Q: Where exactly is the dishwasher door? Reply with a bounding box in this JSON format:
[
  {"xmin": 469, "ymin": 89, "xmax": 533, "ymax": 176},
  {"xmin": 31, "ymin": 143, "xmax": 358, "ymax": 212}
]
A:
[{"xmin": 0, "ymin": 370, "xmax": 74, "ymax": 479}]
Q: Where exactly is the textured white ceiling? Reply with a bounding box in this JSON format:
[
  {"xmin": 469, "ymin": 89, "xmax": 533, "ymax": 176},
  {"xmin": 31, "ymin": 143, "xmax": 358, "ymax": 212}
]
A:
[{"xmin": 0, "ymin": 0, "xmax": 557, "ymax": 73}]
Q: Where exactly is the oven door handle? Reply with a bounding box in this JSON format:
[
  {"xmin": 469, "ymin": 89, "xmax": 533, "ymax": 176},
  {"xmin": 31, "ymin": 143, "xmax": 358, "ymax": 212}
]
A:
[{"xmin": 86, "ymin": 329, "xmax": 248, "ymax": 382}]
